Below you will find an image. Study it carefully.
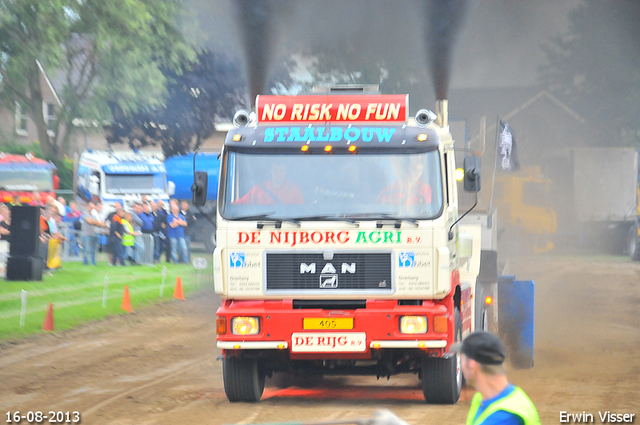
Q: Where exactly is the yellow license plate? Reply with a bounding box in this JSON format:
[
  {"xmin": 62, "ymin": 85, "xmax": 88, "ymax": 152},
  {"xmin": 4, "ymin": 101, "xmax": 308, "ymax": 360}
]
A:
[{"xmin": 303, "ymin": 318, "xmax": 354, "ymax": 330}]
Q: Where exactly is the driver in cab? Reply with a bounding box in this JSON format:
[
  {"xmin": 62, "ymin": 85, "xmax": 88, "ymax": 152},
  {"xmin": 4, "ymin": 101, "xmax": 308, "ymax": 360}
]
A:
[
  {"xmin": 234, "ymin": 163, "xmax": 304, "ymax": 205},
  {"xmin": 377, "ymin": 156, "xmax": 432, "ymax": 205}
]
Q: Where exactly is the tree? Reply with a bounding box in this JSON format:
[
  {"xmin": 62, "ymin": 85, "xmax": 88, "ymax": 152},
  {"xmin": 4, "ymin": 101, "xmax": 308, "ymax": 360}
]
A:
[
  {"xmin": 540, "ymin": 0, "xmax": 640, "ymax": 145},
  {"xmin": 106, "ymin": 50, "xmax": 246, "ymax": 158},
  {"xmin": 0, "ymin": 0, "xmax": 195, "ymax": 160}
]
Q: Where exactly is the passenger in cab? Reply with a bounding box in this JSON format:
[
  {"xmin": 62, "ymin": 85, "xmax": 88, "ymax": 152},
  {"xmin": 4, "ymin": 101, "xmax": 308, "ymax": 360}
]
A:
[
  {"xmin": 377, "ymin": 156, "xmax": 431, "ymax": 205},
  {"xmin": 235, "ymin": 163, "xmax": 304, "ymax": 205}
]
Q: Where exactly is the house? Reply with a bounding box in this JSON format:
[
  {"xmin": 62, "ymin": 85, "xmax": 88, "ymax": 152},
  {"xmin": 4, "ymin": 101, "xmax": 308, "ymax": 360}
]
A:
[
  {"xmin": 0, "ymin": 60, "xmax": 109, "ymax": 153},
  {"xmin": 447, "ymin": 86, "xmax": 594, "ymax": 169},
  {"xmin": 0, "ymin": 61, "xmax": 62, "ymax": 148}
]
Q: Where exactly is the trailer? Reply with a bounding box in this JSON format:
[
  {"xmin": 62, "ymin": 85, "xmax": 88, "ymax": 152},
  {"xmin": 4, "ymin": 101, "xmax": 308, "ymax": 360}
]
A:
[
  {"xmin": 165, "ymin": 152, "xmax": 220, "ymax": 252},
  {"xmin": 544, "ymin": 147, "xmax": 639, "ymax": 256}
]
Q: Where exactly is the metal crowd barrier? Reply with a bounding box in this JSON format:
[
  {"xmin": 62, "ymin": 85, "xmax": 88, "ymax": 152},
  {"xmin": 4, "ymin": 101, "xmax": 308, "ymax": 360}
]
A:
[
  {"xmin": 59, "ymin": 223, "xmax": 83, "ymax": 262},
  {"xmin": 57, "ymin": 223, "xmax": 156, "ymax": 265},
  {"xmin": 138, "ymin": 233, "xmax": 154, "ymax": 265}
]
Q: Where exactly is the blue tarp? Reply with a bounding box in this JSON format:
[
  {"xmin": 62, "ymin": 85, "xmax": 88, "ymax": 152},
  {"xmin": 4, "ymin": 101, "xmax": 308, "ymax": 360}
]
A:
[{"xmin": 498, "ymin": 276, "xmax": 535, "ymax": 369}]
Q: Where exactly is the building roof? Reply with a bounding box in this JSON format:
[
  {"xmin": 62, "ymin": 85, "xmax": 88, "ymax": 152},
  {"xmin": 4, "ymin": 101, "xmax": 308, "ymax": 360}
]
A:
[{"xmin": 448, "ymin": 85, "xmax": 587, "ymax": 142}]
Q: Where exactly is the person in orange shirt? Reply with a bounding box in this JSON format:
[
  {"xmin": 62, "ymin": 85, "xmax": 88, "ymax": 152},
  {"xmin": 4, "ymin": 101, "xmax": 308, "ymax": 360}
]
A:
[
  {"xmin": 235, "ymin": 163, "xmax": 304, "ymax": 205},
  {"xmin": 377, "ymin": 156, "xmax": 432, "ymax": 205}
]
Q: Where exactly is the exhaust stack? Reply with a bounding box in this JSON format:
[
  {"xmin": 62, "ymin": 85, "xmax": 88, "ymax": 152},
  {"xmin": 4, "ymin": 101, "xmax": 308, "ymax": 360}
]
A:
[{"xmin": 435, "ymin": 99, "xmax": 448, "ymax": 127}]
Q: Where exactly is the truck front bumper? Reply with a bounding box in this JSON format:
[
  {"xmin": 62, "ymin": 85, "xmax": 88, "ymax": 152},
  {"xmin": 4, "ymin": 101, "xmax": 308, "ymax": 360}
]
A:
[{"xmin": 216, "ymin": 299, "xmax": 454, "ymax": 358}]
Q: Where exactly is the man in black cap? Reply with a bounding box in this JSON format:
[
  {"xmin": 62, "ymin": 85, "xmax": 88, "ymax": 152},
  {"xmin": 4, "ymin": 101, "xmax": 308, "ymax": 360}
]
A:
[{"xmin": 451, "ymin": 331, "xmax": 540, "ymax": 425}]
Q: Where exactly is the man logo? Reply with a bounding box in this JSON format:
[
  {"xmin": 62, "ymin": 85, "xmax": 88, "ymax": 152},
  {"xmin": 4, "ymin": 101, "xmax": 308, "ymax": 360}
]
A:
[
  {"xmin": 300, "ymin": 262, "xmax": 356, "ymax": 274},
  {"xmin": 300, "ymin": 263, "xmax": 316, "ymax": 274},
  {"xmin": 320, "ymin": 274, "xmax": 338, "ymax": 288},
  {"xmin": 342, "ymin": 263, "xmax": 356, "ymax": 274}
]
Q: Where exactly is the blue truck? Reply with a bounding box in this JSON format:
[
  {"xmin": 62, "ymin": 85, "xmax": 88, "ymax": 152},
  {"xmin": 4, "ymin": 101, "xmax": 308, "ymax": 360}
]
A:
[{"xmin": 165, "ymin": 152, "xmax": 220, "ymax": 252}]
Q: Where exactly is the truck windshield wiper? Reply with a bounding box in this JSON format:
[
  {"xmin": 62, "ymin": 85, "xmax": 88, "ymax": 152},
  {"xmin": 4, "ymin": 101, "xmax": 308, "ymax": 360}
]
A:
[
  {"xmin": 232, "ymin": 213, "xmax": 301, "ymax": 228},
  {"xmin": 290, "ymin": 214, "xmax": 360, "ymax": 226},
  {"xmin": 345, "ymin": 213, "xmax": 419, "ymax": 228}
]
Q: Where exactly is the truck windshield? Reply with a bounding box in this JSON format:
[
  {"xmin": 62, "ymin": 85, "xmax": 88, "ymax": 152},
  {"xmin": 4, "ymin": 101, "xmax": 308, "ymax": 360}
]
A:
[
  {"xmin": 220, "ymin": 151, "xmax": 443, "ymax": 220},
  {"xmin": 0, "ymin": 168, "xmax": 53, "ymax": 191},
  {"xmin": 104, "ymin": 174, "xmax": 166, "ymax": 194}
]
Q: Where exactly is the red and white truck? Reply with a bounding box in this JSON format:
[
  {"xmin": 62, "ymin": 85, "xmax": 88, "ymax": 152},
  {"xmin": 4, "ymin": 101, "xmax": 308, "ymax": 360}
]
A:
[
  {"xmin": 0, "ymin": 152, "xmax": 57, "ymax": 205},
  {"xmin": 193, "ymin": 86, "xmax": 534, "ymax": 404}
]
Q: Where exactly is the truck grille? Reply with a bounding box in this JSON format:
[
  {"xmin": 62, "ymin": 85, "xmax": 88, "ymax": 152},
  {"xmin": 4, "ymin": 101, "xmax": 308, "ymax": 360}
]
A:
[{"xmin": 265, "ymin": 252, "xmax": 393, "ymax": 293}]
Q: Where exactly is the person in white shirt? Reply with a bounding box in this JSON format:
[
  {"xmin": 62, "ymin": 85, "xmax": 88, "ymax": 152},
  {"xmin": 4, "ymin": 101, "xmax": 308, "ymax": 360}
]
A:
[{"xmin": 81, "ymin": 202, "xmax": 106, "ymax": 265}]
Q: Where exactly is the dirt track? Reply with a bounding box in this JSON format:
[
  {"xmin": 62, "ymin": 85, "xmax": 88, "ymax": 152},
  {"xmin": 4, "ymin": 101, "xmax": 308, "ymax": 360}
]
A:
[{"xmin": 2, "ymin": 255, "xmax": 639, "ymax": 425}]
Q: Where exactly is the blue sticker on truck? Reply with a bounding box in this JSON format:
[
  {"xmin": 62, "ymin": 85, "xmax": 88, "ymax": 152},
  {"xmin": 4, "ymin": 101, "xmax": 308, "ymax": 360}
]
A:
[
  {"xmin": 398, "ymin": 252, "xmax": 415, "ymax": 267},
  {"xmin": 230, "ymin": 252, "xmax": 245, "ymax": 268}
]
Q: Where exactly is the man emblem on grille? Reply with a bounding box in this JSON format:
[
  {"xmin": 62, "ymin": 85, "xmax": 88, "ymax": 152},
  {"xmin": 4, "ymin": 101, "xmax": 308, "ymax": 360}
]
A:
[{"xmin": 320, "ymin": 274, "xmax": 338, "ymax": 288}]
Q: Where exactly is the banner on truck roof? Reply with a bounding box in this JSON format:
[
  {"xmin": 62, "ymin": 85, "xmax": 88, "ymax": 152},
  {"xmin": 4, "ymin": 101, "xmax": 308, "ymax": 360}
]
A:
[
  {"xmin": 102, "ymin": 163, "xmax": 166, "ymax": 174},
  {"xmin": 0, "ymin": 165, "xmax": 53, "ymax": 172},
  {"xmin": 256, "ymin": 94, "xmax": 408, "ymax": 124}
]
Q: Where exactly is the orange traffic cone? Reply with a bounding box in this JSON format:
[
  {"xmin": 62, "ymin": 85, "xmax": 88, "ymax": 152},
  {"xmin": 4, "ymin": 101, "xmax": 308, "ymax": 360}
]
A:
[
  {"xmin": 43, "ymin": 303, "xmax": 54, "ymax": 331},
  {"xmin": 121, "ymin": 285, "xmax": 133, "ymax": 313},
  {"xmin": 173, "ymin": 276, "xmax": 184, "ymax": 300}
]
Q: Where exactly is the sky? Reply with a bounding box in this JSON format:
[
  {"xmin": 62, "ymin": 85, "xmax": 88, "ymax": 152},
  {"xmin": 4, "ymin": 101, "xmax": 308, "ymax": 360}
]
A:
[{"xmin": 186, "ymin": 0, "xmax": 583, "ymax": 90}]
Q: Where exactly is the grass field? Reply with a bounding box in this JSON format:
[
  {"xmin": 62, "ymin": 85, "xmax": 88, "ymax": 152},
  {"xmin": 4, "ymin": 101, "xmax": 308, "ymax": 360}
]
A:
[{"xmin": 0, "ymin": 259, "xmax": 210, "ymax": 341}]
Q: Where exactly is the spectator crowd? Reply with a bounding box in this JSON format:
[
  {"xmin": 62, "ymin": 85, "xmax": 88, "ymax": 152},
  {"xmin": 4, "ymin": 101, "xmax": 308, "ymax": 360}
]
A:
[
  {"xmin": 0, "ymin": 196, "xmax": 197, "ymax": 270},
  {"xmin": 88, "ymin": 197, "xmax": 196, "ymax": 266}
]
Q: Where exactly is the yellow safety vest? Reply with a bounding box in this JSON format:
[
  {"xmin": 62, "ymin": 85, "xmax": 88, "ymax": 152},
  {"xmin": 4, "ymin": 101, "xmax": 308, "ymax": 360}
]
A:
[
  {"xmin": 122, "ymin": 219, "xmax": 135, "ymax": 246},
  {"xmin": 466, "ymin": 387, "xmax": 541, "ymax": 425}
]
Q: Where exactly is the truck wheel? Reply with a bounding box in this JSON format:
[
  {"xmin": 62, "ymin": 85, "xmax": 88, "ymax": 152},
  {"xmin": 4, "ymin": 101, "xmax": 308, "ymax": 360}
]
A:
[
  {"xmin": 223, "ymin": 356, "xmax": 265, "ymax": 402},
  {"xmin": 628, "ymin": 226, "xmax": 640, "ymax": 261},
  {"xmin": 421, "ymin": 308, "xmax": 462, "ymax": 404}
]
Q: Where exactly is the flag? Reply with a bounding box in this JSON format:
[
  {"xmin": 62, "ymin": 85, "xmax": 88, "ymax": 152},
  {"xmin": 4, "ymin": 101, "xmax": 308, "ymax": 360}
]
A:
[{"xmin": 498, "ymin": 121, "xmax": 520, "ymax": 172}]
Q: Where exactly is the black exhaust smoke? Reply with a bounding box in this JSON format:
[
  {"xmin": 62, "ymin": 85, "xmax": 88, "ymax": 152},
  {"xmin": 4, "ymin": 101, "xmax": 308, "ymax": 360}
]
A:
[
  {"xmin": 425, "ymin": 0, "xmax": 472, "ymax": 100},
  {"xmin": 233, "ymin": 0, "xmax": 275, "ymax": 106}
]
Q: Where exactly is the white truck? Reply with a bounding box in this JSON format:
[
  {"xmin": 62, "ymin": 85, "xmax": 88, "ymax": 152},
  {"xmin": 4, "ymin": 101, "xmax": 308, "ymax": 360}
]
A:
[
  {"xmin": 192, "ymin": 87, "xmax": 535, "ymax": 403},
  {"xmin": 77, "ymin": 150, "xmax": 173, "ymax": 211}
]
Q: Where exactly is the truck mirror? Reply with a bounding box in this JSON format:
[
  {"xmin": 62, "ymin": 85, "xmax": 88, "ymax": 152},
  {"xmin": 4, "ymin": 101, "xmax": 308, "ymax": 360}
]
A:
[
  {"xmin": 192, "ymin": 171, "xmax": 208, "ymax": 206},
  {"xmin": 463, "ymin": 156, "xmax": 481, "ymax": 192}
]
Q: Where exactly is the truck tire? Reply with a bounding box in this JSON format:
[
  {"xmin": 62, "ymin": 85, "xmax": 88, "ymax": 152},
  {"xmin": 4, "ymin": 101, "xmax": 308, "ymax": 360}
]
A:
[
  {"xmin": 421, "ymin": 308, "xmax": 462, "ymax": 404},
  {"xmin": 223, "ymin": 356, "xmax": 265, "ymax": 402},
  {"xmin": 628, "ymin": 225, "xmax": 640, "ymax": 261}
]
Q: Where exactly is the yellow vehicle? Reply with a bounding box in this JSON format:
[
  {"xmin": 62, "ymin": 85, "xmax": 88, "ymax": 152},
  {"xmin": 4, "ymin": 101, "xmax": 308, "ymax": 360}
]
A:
[{"xmin": 492, "ymin": 166, "xmax": 556, "ymax": 254}]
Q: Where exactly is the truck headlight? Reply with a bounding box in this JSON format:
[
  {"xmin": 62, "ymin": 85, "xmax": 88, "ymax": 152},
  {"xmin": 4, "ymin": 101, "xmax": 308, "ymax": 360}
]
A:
[
  {"xmin": 399, "ymin": 316, "xmax": 428, "ymax": 334},
  {"xmin": 231, "ymin": 317, "xmax": 260, "ymax": 335}
]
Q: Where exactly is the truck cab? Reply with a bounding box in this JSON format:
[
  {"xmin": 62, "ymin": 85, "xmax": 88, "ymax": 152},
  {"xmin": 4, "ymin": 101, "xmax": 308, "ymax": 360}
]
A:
[
  {"xmin": 195, "ymin": 88, "xmax": 531, "ymax": 404},
  {"xmin": 0, "ymin": 152, "xmax": 57, "ymax": 205},
  {"xmin": 77, "ymin": 150, "xmax": 173, "ymax": 211}
]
